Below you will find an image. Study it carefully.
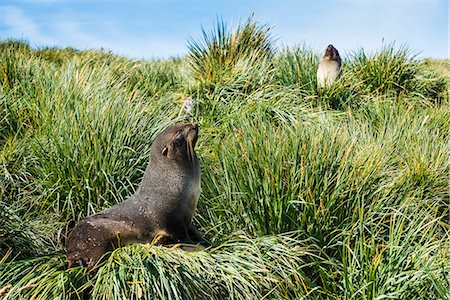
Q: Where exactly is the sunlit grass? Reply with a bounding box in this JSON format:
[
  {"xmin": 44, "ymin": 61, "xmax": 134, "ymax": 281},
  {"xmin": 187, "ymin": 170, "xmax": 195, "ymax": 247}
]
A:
[
  {"xmin": 187, "ymin": 16, "xmax": 274, "ymax": 93},
  {"xmin": 0, "ymin": 17, "xmax": 449, "ymax": 299},
  {"xmin": 0, "ymin": 234, "xmax": 325, "ymax": 299}
]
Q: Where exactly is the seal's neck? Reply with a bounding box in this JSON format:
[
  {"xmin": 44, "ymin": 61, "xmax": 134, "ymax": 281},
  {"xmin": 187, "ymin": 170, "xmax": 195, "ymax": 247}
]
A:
[{"xmin": 137, "ymin": 158, "xmax": 199, "ymax": 196}]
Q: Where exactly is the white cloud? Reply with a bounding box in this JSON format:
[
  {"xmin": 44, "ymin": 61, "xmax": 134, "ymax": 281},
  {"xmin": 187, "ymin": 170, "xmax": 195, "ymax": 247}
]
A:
[
  {"xmin": 55, "ymin": 20, "xmax": 103, "ymax": 48},
  {"xmin": 0, "ymin": 5, "xmax": 129, "ymax": 55},
  {"xmin": 0, "ymin": 5, "xmax": 56, "ymax": 45}
]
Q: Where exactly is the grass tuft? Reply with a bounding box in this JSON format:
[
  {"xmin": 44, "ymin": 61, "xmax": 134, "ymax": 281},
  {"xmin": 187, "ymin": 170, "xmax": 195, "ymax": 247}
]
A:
[
  {"xmin": 187, "ymin": 16, "xmax": 274, "ymax": 93},
  {"xmin": 1, "ymin": 234, "xmax": 325, "ymax": 299}
]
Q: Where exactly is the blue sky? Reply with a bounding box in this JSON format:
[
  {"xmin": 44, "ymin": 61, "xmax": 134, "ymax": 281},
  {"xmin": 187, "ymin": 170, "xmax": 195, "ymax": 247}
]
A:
[{"xmin": 0, "ymin": 0, "xmax": 448, "ymax": 59}]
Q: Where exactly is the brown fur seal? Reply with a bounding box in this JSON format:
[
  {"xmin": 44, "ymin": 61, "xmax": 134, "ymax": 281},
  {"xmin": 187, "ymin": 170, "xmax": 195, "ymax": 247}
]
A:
[
  {"xmin": 317, "ymin": 44, "xmax": 342, "ymax": 88},
  {"xmin": 66, "ymin": 123, "xmax": 205, "ymax": 268}
]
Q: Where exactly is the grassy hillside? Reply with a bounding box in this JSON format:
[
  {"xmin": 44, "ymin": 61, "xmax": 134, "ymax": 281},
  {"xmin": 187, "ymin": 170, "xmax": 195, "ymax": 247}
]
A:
[{"xmin": 0, "ymin": 18, "xmax": 449, "ymax": 299}]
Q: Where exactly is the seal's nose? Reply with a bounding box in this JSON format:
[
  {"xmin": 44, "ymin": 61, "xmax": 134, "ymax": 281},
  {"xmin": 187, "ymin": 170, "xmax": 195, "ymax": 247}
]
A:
[{"xmin": 186, "ymin": 123, "xmax": 198, "ymax": 139}]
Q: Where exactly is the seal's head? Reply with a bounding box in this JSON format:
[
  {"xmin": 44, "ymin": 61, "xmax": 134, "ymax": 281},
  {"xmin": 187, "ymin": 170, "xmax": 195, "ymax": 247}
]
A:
[
  {"xmin": 323, "ymin": 44, "xmax": 340, "ymax": 62},
  {"xmin": 151, "ymin": 123, "xmax": 199, "ymax": 163}
]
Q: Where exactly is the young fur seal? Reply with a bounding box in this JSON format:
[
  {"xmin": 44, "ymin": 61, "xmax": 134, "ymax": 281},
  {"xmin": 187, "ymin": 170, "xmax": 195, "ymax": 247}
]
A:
[
  {"xmin": 317, "ymin": 44, "xmax": 342, "ymax": 88},
  {"xmin": 66, "ymin": 123, "xmax": 205, "ymax": 268}
]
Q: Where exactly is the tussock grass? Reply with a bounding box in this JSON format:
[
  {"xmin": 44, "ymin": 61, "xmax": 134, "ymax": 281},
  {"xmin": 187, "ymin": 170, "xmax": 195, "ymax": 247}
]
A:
[
  {"xmin": 275, "ymin": 45, "xmax": 319, "ymax": 90},
  {"xmin": 347, "ymin": 44, "xmax": 417, "ymax": 95},
  {"xmin": 0, "ymin": 253, "xmax": 89, "ymax": 299},
  {"xmin": 0, "ymin": 234, "xmax": 324, "ymax": 299},
  {"xmin": 0, "ymin": 201, "xmax": 57, "ymax": 259},
  {"xmin": 187, "ymin": 16, "xmax": 274, "ymax": 93},
  {"xmin": 1, "ymin": 17, "xmax": 449, "ymax": 299},
  {"xmin": 345, "ymin": 44, "xmax": 448, "ymax": 102},
  {"xmin": 35, "ymin": 46, "xmax": 80, "ymax": 65}
]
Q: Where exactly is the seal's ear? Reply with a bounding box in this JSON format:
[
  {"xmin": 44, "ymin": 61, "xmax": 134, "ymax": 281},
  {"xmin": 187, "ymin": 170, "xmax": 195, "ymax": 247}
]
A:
[
  {"xmin": 174, "ymin": 131, "xmax": 183, "ymax": 142},
  {"xmin": 162, "ymin": 147, "xmax": 169, "ymax": 156}
]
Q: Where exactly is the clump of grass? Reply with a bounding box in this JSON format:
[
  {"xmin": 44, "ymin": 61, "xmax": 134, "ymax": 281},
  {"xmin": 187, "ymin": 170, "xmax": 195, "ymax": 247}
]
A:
[
  {"xmin": 0, "ymin": 201, "xmax": 58, "ymax": 259},
  {"xmin": 341, "ymin": 196, "xmax": 449, "ymax": 299},
  {"xmin": 120, "ymin": 58, "xmax": 186, "ymax": 97},
  {"xmin": 0, "ymin": 40, "xmax": 51, "ymax": 141},
  {"xmin": 187, "ymin": 16, "xmax": 274, "ymax": 93},
  {"xmin": 347, "ymin": 44, "xmax": 417, "ymax": 96},
  {"xmin": 0, "ymin": 40, "xmax": 49, "ymax": 99},
  {"xmin": 199, "ymin": 115, "xmax": 354, "ymax": 238},
  {"xmin": 274, "ymin": 45, "xmax": 319, "ymax": 90},
  {"xmin": 410, "ymin": 61, "xmax": 448, "ymax": 102},
  {"xmin": 315, "ymin": 75, "xmax": 361, "ymax": 109},
  {"xmin": 0, "ymin": 92, "xmax": 21, "ymax": 142},
  {"xmin": 345, "ymin": 43, "xmax": 448, "ymax": 102},
  {"xmin": 0, "ymin": 234, "xmax": 325, "ymax": 299},
  {"xmin": 0, "ymin": 254, "xmax": 90, "ymax": 299},
  {"xmin": 0, "ymin": 141, "xmax": 65, "ymax": 259},
  {"xmin": 0, "ymin": 39, "xmax": 31, "ymax": 52},
  {"xmin": 35, "ymin": 47, "xmax": 80, "ymax": 65}
]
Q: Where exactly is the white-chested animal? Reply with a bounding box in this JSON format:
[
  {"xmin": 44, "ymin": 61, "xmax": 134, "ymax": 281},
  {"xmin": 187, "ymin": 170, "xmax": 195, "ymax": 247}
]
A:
[
  {"xmin": 66, "ymin": 123, "xmax": 205, "ymax": 268},
  {"xmin": 317, "ymin": 44, "xmax": 342, "ymax": 88}
]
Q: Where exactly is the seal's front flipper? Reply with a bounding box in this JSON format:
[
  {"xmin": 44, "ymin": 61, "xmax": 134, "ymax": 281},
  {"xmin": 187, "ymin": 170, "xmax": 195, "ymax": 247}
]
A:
[{"xmin": 187, "ymin": 225, "xmax": 209, "ymax": 247}]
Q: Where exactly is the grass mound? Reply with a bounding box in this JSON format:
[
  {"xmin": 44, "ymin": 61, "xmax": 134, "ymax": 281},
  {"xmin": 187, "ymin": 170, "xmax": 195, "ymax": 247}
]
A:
[
  {"xmin": 187, "ymin": 16, "xmax": 274, "ymax": 93},
  {"xmin": 0, "ymin": 234, "xmax": 322, "ymax": 299}
]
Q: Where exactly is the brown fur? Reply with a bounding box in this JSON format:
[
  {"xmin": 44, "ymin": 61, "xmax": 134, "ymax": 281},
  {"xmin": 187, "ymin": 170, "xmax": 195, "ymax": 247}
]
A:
[{"xmin": 66, "ymin": 124, "xmax": 205, "ymax": 268}]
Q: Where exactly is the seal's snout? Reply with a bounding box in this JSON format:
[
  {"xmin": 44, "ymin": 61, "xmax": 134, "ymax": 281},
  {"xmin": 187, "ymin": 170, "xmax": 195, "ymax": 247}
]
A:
[
  {"xmin": 185, "ymin": 123, "xmax": 199, "ymax": 148},
  {"xmin": 187, "ymin": 123, "xmax": 199, "ymax": 139},
  {"xmin": 184, "ymin": 124, "xmax": 198, "ymax": 163}
]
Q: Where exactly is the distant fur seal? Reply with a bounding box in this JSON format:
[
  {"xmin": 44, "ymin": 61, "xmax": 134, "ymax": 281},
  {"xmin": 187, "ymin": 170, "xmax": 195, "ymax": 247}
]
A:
[
  {"xmin": 317, "ymin": 44, "xmax": 342, "ymax": 88},
  {"xmin": 66, "ymin": 123, "xmax": 205, "ymax": 268}
]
